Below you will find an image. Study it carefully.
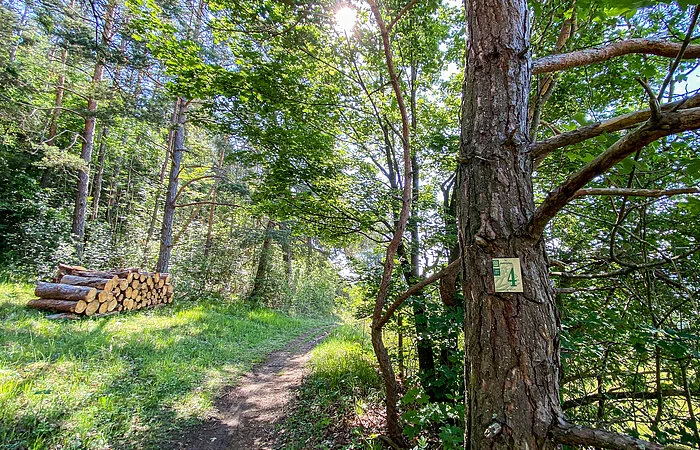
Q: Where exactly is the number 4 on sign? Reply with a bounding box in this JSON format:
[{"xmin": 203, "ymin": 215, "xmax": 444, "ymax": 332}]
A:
[{"xmin": 492, "ymin": 258, "xmax": 523, "ymax": 293}]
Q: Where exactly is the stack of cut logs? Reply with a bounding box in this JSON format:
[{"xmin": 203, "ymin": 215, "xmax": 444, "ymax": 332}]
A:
[{"xmin": 27, "ymin": 264, "xmax": 173, "ymax": 316}]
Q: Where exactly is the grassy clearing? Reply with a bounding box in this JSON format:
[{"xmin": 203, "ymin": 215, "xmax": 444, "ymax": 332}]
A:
[
  {"xmin": 277, "ymin": 323, "xmax": 384, "ymax": 450},
  {"xmin": 0, "ymin": 281, "xmax": 333, "ymax": 450}
]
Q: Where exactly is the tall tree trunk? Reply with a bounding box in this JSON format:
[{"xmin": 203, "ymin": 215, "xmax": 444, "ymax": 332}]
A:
[
  {"xmin": 48, "ymin": 50, "xmax": 67, "ymax": 147},
  {"xmin": 106, "ymin": 155, "xmax": 121, "ymax": 228},
  {"xmin": 250, "ymin": 219, "xmax": 275, "ymax": 302},
  {"xmin": 71, "ymin": 0, "xmax": 117, "ymax": 260},
  {"xmin": 155, "ymin": 97, "xmax": 187, "ymax": 273},
  {"xmin": 458, "ymin": 1, "xmax": 562, "ymax": 448},
  {"xmin": 407, "ymin": 61, "xmax": 437, "ymax": 399},
  {"xmin": 90, "ymin": 124, "xmax": 109, "ymax": 220},
  {"xmin": 143, "ymin": 100, "xmax": 179, "ymax": 267},
  {"xmin": 278, "ymin": 222, "xmax": 293, "ymax": 282},
  {"xmin": 204, "ymin": 147, "xmax": 226, "ymax": 257}
]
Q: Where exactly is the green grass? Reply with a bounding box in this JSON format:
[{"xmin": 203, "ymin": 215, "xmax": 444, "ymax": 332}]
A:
[
  {"xmin": 0, "ymin": 281, "xmax": 333, "ymax": 450},
  {"xmin": 277, "ymin": 323, "xmax": 384, "ymax": 450}
]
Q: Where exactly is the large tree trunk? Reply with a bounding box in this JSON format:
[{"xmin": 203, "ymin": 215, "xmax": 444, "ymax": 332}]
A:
[
  {"xmin": 71, "ymin": 0, "xmax": 117, "ymax": 260},
  {"xmin": 155, "ymin": 97, "xmax": 187, "ymax": 273},
  {"xmin": 458, "ymin": 1, "xmax": 562, "ymax": 448}
]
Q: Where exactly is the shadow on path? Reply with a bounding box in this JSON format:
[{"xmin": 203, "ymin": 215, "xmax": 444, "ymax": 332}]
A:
[{"xmin": 171, "ymin": 326, "xmax": 334, "ymax": 450}]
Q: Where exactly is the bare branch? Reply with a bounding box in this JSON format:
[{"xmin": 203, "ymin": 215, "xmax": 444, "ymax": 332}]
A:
[
  {"xmin": 551, "ymin": 420, "xmax": 663, "ymax": 449},
  {"xmin": 527, "ymin": 107, "xmax": 700, "ymax": 239},
  {"xmin": 574, "ymin": 187, "xmax": 699, "ymax": 198},
  {"xmin": 378, "ymin": 258, "xmax": 460, "ymax": 328},
  {"xmin": 533, "ymin": 38, "xmax": 700, "ymax": 75},
  {"xmin": 530, "ymin": 93, "xmax": 700, "ymax": 164}
]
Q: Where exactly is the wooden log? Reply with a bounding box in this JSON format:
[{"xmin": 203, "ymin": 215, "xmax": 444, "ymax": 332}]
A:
[
  {"xmin": 58, "ymin": 264, "xmax": 139, "ymax": 279},
  {"xmin": 107, "ymin": 298, "xmax": 118, "ymax": 312},
  {"xmin": 98, "ymin": 302, "xmax": 109, "ymax": 314},
  {"xmin": 97, "ymin": 290, "xmax": 113, "ymax": 304},
  {"xmin": 27, "ymin": 298, "xmax": 82, "ymax": 313},
  {"xmin": 53, "ymin": 264, "xmax": 87, "ymax": 282},
  {"xmin": 75, "ymin": 300, "xmax": 88, "ymax": 314},
  {"xmin": 119, "ymin": 279, "xmax": 129, "ymax": 290},
  {"xmin": 59, "ymin": 275, "xmax": 118, "ymax": 291},
  {"xmin": 130, "ymin": 279, "xmax": 139, "ymax": 289},
  {"xmin": 35, "ymin": 282, "xmax": 97, "ymax": 302},
  {"xmin": 161, "ymin": 273, "xmax": 170, "ymax": 284},
  {"xmin": 153, "ymin": 273, "xmax": 160, "ymax": 284},
  {"xmin": 85, "ymin": 301, "xmax": 99, "ymax": 316},
  {"xmin": 146, "ymin": 277, "xmax": 154, "ymax": 289}
]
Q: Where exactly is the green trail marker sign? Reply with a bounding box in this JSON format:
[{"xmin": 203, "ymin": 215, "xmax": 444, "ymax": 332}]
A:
[{"xmin": 492, "ymin": 258, "xmax": 523, "ymax": 293}]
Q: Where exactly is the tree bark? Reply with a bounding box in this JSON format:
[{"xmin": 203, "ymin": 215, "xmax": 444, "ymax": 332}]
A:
[
  {"xmin": 533, "ymin": 38, "xmax": 700, "ymax": 75},
  {"xmin": 27, "ymin": 299, "xmax": 85, "ymax": 314},
  {"xmin": 204, "ymin": 147, "xmax": 226, "ymax": 258},
  {"xmin": 250, "ymin": 219, "xmax": 275, "ymax": 302},
  {"xmin": 71, "ymin": 0, "xmax": 117, "ymax": 260},
  {"xmin": 459, "ymin": 0, "xmax": 562, "ymax": 448},
  {"xmin": 155, "ymin": 97, "xmax": 187, "ymax": 273},
  {"xmin": 90, "ymin": 124, "xmax": 109, "ymax": 220},
  {"xmin": 35, "ymin": 282, "xmax": 97, "ymax": 302},
  {"xmin": 143, "ymin": 100, "xmax": 178, "ymax": 267}
]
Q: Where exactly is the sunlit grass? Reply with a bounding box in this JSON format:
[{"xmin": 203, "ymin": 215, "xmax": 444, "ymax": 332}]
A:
[
  {"xmin": 0, "ymin": 281, "xmax": 333, "ymax": 449},
  {"xmin": 277, "ymin": 322, "xmax": 383, "ymax": 450}
]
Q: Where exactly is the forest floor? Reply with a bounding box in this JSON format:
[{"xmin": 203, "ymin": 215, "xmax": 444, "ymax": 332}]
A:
[{"xmin": 170, "ymin": 326, "xmax": 334, "ymax": 450}]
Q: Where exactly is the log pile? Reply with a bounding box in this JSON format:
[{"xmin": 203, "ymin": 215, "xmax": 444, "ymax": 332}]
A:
[{"xmin": 27, "ymin": 264, "xmax": 173, "ymax": 316}]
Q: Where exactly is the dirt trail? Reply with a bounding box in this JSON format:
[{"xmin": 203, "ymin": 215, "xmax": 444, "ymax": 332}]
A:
[{"xmin": 173, "ymin": 326, "xmax": 333, "ymax": 450}]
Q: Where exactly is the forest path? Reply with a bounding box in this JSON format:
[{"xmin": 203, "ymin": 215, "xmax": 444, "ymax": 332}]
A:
[{"xmin": 172, "ymin": 325, "xmax": 334, "ymax": 450}]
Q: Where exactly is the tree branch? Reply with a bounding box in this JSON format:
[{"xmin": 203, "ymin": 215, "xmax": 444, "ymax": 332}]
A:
[
  {"xmin": 175, "ymin": 201, "xmax": 241, "ymax": 208},
  {"xmin": 173, "ymin": 174, "xmax": 222, "ymax": 203},
  {"xmin": 378, "ymin": 258, "xmax": 460, "ymax": 329},
  {"xmin": 555, "ymin": 286, "xmax": 617, "ymax": 294},
  {"xmin": 658, "ymin": 6, "xmax": 700, "ymax": 100},
  {"xmin": 563, "ymin": 389, "xmax": 695, "ymax": 410},
  {"xmin": 527, "ymin": 107, "xmax": 700, "ymax": 239},
  {"xmin": 550, "ymin": 420, "xmax": 663, "ymax": 450},
  {"xmin": 533, "ymin": 38, "xmax": 700, "ymax": 75},
  {"xmin": 387, "ymin": 0, "xmax": 420, "ymax": 31},
  {"xmin": 530, "ymin": 93, "xmax": 700, "ymax": 164},
  {"xmin": 573, "ymin": 187, "xmax": 699, "ymax": 198}
]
